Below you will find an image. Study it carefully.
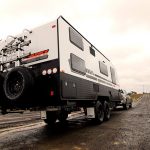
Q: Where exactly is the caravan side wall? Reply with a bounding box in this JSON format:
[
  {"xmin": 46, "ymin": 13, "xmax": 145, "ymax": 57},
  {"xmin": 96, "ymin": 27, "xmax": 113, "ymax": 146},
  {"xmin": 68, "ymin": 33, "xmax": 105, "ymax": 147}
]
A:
[{"xmin": 58, "ymin": 17, "xmax": 120, "ymax": 102}]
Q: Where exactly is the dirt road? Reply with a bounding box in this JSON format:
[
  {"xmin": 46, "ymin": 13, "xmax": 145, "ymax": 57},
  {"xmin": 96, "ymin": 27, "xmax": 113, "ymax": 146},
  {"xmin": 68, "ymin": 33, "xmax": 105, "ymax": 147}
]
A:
[{"xmin": 0, "ymin": 94, "xmax": 150, "ymax": 150}]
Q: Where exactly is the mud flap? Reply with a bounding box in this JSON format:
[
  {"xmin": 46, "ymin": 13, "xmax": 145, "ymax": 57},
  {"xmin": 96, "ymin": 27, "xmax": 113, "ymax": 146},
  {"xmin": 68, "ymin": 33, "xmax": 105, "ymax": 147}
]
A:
[
  {"xmin": 86, "ymin": 107, "xmax": 95, "ymax": 118},
  {"xmin": 40, "ymin": 111, "xmax": 47, "ymax": 119}
]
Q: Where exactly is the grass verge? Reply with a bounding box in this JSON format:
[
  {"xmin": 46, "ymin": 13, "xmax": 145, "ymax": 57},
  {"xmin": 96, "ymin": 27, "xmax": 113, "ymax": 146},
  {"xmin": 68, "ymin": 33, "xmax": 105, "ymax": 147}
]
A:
[{"xmin": 130, "ymin": 94, "xmax": 143, "ymax": 101}]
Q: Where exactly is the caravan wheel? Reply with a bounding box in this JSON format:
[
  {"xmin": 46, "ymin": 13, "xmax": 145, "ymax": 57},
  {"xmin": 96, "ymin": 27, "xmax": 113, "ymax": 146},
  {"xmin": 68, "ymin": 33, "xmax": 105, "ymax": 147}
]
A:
[
  {"xmin": 104, "ymin": 101, "xmax": 111, "ymax": 121},
  {"xmin": 94, "ymin": 101, "xmax": 104, "ymax": 124},
  {"xmin": 44, "ymin": 111, "xmax": 57, "ymax": 126},
  {"xmin": 58, "ymin": 110, "xmax": 68, "ymax": 123},
  {"xmin": 0, "ymin": 74, "xmax": 7, "ymax": 112}
]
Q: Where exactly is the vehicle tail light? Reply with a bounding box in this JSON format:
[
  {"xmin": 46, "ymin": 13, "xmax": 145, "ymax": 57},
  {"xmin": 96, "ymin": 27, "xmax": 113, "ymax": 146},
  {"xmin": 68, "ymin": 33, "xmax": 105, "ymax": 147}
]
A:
[
  {"xmin": 50, "ymin": 90, "xmax": 54, "ymax": 96},
  {"xmin": 42, "ymin": 68, "xmax": 58, "ymax": 75},
  {"xmin": 42, "ymin": 70, "xmax": 47, "ymax": 75},
  {"xmin": 52, "ymin": 68, "xmax": 57, "ymax": 74},
  {"xmin": 47, "ymin": 69, "xmax": 52, "ymax": 74}
]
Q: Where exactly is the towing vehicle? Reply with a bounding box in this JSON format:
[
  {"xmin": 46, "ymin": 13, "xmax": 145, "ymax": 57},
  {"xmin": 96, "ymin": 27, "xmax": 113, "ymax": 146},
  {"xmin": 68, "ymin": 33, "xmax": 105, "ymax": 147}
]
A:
[{"xmin": 117, "ymin": 89, "xmax": 133, "ymax": 110}]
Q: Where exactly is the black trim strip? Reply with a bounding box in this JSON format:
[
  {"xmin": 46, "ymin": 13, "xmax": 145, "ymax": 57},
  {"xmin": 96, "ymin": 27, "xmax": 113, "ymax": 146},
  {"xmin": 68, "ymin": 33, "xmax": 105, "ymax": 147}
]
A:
[
  {"xmin": 97, "ymin": 78, "xmax": 112, "ymax": 86},
  {"xmin": 57, "ymin": 18, "xmax": 61, "ymax": 101},
  {"xmin": 95, "ymin": 74, "xmax": 112, "ymax": 84},
  {"xmin": 57, "ymin": 19, "xmax": 60, "ymax": 63},
  {"xmin": 86, "ymin": 74, "xmax": 97, "ymax": 81},
  {"xmin": 85, "ymin": 72, "xmax": 117, "ymax": 86}
]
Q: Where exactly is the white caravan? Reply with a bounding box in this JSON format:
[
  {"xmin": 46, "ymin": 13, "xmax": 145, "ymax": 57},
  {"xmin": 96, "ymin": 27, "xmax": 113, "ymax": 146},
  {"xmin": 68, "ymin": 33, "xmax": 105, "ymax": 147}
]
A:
[{"xmin": 0, "ymin": 16, "xmax": 120, "ymax": 125}]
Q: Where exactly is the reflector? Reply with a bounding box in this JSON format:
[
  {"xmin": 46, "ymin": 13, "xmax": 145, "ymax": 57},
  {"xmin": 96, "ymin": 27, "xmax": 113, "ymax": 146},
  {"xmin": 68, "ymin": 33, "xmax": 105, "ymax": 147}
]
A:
[{"xmin": 50, "ymin": 90, "xmax": 54, "ymax": 96}]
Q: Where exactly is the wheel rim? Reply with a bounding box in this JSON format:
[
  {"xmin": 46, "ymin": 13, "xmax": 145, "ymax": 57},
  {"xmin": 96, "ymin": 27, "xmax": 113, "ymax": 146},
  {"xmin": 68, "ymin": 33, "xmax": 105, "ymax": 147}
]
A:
[
  {"xmin": 98, "ymin": 108, "xmax": 104, "ymax": 122},
  {"xmin": 95, "ymin": 102, "xmax": 104, "ymax": 122},
  {"xmin": 105, "ymin": 105, "xmax": 110, "ymax": 119},
  {"xmin": 7, "ymin": 72, "xmax": 24, "ymax": 98}
]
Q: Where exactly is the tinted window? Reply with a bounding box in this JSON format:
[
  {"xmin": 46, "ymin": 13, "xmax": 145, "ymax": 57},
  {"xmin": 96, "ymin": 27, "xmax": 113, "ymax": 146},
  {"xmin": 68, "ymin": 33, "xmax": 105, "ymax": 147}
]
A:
[
  {"xmin": 90, "ymin": 47, "xmax": 95, "ymax": 56},
  {"xmin": 110, "ymin": 67, "xmax": 116, "ymax": 84},
  {"xmin": 69, "ymin": 27, "xmax": 84, "ymax": 50},
  {"xmin": 99, "ymin": 61, "xmax": 108, "ymax": 76},
  {"xmin": 70, "ymin": 53, "xmax": 86, "ymax": 75}
]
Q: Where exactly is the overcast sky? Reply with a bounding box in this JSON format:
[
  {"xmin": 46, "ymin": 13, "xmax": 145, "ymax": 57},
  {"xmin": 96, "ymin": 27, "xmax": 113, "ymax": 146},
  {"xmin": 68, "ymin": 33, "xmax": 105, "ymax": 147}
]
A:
[{"xmin": 0, "ymin": 0, "xmax": 150, "ymax": 93}]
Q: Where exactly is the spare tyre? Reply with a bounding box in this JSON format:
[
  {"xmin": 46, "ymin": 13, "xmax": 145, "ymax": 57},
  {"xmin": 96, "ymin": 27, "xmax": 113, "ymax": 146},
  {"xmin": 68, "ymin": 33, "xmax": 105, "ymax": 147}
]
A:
[
  {"xmin": 0, "ymin": 74, "xmax": 5, "ymax": 105},
  {"xmin": 3, "ymin": 67, "xmax": 34, "ymax": 101},
  {"xmin": 0, "ymin": 74, "xmax": 4, "ymax": 95}
]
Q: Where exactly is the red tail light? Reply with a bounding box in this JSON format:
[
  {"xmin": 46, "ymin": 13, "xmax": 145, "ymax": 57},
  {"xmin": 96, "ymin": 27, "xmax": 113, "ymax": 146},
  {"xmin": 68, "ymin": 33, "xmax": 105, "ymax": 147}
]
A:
[{"xmin": 50, "ymin": 90, "xmax": 54, "ymax": 96}]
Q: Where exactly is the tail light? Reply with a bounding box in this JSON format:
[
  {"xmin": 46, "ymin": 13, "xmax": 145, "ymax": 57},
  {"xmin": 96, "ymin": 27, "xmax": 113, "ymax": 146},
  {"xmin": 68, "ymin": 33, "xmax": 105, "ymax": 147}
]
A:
[
  {"xmin": 52, "ymin": 68, "xmax": 57, "ymax": 73},
  {"xmin": 42, "ymin": 68, "xmax": 58, "ymax": 75},
  {"xmin": 50, "ymin": 90, "xmax": 54, "ymax": 96},
  {"xmin": 42, "ymin": 70, "xmax": 47, "ymax": 75},
  {"xmin": 47, "ymin": 69, "xmax": 52, "ymax": 74}
]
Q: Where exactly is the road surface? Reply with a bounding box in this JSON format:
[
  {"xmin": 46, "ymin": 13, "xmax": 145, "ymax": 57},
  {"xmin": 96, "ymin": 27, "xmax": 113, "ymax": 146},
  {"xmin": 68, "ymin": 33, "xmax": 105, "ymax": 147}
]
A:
[{"xmin": 0, "ymin": 94, "xmax": 150, "ymax": 150}]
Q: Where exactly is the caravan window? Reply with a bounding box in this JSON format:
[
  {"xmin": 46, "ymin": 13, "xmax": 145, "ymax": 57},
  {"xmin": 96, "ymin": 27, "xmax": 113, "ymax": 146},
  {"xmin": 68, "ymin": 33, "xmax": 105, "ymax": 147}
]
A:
[
  {"xmin": 69, "ymin": 27, "xmax": 84, "ymax": 50},
  {"xmin": 99, "ymin": 61, "xmax": 108, "ymax": 76},
  {"xmin": 90, "ymin": 47, "xmax": 95, "ymax": 56},
  {"xmin": 110, "ymin": 67, "xmax": 117, "ymax": 84},
  {"xmin": 70, "ymin": 53, "xmax": 86, "ymax": 75}
]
